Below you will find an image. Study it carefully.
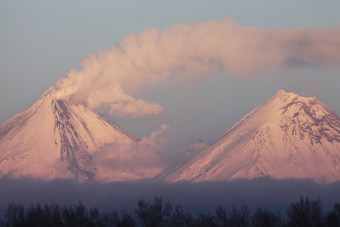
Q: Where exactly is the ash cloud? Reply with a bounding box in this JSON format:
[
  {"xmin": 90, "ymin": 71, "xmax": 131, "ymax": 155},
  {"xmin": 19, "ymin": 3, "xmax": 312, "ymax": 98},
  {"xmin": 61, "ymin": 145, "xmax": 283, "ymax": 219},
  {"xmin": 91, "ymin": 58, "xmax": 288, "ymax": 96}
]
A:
[{"xmin": 49, "ymin": 17, "xmax": 340, "ymax": 118}]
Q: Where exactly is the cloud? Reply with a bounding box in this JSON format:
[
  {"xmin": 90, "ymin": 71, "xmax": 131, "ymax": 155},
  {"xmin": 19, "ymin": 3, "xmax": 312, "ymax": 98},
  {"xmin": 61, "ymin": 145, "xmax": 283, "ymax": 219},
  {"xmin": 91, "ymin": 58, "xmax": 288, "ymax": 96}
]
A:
[
  {"xmin": 0, "ymin": 178, "xmax": 339, "ymax": 214},
  {"xmin": 180, "ymin": 143, "xmax": 207, "ymax": 157},
  {"xmin": 49, "ymin": 17, "xmax": 340, "ymax": 118},
  {"xmin": 172, "ymin": 142, "xmax": 208, "ymax": 164},
  {"xmin": 92, "ymin": 124, "xmax": 170, "ymax": 181}
]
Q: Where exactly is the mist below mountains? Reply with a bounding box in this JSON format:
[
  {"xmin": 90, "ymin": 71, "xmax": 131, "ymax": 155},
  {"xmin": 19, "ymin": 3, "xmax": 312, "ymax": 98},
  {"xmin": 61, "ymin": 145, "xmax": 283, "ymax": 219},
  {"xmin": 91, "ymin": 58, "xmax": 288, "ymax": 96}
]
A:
[{"xmin": 1, "ymin": 177, "xmax": 339, "ymax": 214}]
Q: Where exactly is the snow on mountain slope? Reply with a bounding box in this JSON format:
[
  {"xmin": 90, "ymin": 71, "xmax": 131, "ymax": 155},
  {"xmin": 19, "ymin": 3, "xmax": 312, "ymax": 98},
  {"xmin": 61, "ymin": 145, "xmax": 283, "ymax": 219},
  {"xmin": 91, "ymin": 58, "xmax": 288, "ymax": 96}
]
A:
[
  {"xmin": 0, "ymin": 88, "xmax": 164, "ymax": 181},
  {"xmin": 159, "ymin": 90, "xmax": 340, "ymax": 183}
]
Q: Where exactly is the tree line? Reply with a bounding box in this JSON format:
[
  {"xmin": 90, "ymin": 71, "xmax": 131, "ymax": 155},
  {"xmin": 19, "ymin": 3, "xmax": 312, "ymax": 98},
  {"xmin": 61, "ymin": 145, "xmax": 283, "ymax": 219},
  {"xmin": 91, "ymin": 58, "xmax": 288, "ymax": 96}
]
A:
[{"xmin": 1, "ymin": 196, "xmax": 339, "ymax": 227}]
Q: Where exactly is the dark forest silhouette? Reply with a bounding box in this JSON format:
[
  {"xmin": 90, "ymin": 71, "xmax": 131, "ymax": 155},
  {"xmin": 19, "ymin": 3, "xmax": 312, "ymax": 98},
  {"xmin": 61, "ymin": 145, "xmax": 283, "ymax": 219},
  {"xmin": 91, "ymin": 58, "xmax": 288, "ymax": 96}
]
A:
[{"xmin": 1, "ymin": 197, "xmax": 339, "ymax": 227}]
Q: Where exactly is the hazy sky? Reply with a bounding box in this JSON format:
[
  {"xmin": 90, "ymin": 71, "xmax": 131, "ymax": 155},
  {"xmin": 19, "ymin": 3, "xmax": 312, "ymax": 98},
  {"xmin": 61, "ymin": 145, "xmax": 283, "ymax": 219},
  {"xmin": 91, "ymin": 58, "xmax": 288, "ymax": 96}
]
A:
[{"xmin": 1, "ymin": 0, "xmax": 340, "ymax": 160}]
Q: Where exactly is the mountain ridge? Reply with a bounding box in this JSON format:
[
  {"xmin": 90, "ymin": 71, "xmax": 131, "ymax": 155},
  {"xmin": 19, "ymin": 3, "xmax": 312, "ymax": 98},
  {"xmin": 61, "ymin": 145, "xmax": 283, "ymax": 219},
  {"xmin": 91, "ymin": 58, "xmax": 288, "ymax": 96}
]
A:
[
  {"xmin": 1, "ymin": 89, "xmax": 339, "ymax": 183},
  {"xmin": 158, "ymin": 90, "xmax": 340, "ymax": 183},
  {"xmin": 0, "ymin": 90, "xmax": 163, "ymax": 181}
]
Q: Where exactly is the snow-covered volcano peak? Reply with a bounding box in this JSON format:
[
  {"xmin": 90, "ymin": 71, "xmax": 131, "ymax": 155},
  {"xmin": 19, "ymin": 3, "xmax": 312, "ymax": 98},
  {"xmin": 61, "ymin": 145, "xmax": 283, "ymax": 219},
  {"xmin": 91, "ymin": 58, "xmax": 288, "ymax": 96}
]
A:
[
  {"xmin": 273, "ymin": 89, "xmax": 292, "ymax": 97},
  {"xmin": 0, "ymin": 89, "xmax": 163, "ymax": 181},
  {"xmin": 39, "ymin": 86, "xmax": 55, "ymax": 99},
  {"xmin": 39, "ymin": 82, "xmax": 75, "ymax": 102},
  {"xmin": 262, "ymin": 90, "xmax": 340, "ymax": 145},
  {"xmin": 160, "ymin": 90, "xmax": 340, "ymax": 183},
  {"xmin": 267, "ymin": 89, "xmax": 313, "ymax": 108}
]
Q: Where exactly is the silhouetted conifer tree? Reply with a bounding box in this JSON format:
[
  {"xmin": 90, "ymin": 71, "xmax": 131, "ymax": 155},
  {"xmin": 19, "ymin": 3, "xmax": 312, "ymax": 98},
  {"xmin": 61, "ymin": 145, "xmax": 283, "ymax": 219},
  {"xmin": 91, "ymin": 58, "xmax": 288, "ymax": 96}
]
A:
[
  {"xmin": 324, "ymin": 202, "xmax": 340, "ymax": 227},
  {"xmin": 286, "ymin": 197, "xmax": 322, "ymax": 227},
  {"xmin": 251, "ymin": 207, "xmax": 284, "ymax": 227},
  {"xmin": 2, "ymin": 196, "xmax": 340, "ymax": 227}
]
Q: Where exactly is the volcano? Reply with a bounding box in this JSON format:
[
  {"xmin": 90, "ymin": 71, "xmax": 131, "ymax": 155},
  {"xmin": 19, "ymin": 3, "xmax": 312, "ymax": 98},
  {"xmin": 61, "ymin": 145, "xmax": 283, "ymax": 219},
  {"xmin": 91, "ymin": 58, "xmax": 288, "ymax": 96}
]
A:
[
  {"xmin": 0, "ymin": 88, "xmax": 164, "ymax": 181},
  {"xmin": 159, "ymin": 90, "xmax": 340, "ymax": 183}
]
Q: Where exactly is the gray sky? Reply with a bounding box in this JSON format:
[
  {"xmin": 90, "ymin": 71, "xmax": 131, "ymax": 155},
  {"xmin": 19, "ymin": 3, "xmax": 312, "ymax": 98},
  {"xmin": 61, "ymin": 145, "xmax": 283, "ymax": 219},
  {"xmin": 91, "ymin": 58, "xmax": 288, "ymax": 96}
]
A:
[{"xmin": 1, "ymin": 0, "xmax": 340, "ymax": 160}]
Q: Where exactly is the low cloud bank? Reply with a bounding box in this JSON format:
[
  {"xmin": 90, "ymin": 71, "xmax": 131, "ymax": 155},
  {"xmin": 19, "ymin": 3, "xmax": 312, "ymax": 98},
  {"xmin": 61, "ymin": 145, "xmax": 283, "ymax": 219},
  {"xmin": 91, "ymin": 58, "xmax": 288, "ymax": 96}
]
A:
[{"xmin": 1, "ymin": 177, "xmax": 339, "ymax": 214}]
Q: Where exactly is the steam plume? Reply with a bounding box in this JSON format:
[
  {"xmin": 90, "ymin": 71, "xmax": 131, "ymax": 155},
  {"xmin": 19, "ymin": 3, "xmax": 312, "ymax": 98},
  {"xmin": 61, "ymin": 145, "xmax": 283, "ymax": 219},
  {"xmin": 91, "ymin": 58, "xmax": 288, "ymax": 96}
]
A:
[{"xmin": 51, "ymin": 17, "xmax": 340, "ymax": 118}]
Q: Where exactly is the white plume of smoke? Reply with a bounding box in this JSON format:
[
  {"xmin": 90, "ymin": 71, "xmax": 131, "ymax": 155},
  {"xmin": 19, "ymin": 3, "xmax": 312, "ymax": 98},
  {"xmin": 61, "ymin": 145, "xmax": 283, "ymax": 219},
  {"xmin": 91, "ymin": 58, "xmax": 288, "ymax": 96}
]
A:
[{"xmin": 51, "ymin": 17, "xmax": 340, "ymax": 118}]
